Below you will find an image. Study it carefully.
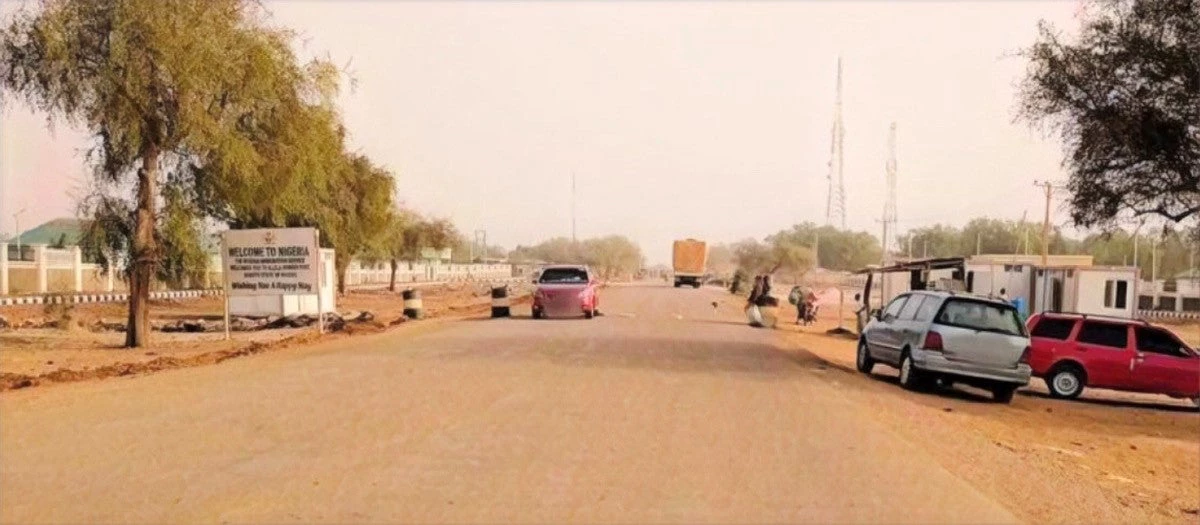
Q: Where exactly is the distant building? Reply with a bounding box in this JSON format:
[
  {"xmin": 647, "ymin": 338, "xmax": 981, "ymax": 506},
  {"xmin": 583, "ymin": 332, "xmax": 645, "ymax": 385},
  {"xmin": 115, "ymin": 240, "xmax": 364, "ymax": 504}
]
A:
[{"xmin": 12, "ymin": 218, "xmax": 88, "ymax": 247}]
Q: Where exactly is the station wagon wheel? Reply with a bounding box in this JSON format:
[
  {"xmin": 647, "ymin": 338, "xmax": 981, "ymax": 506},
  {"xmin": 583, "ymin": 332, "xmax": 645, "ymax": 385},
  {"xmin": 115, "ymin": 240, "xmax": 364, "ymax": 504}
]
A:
[
  {"xmin": 898, "ymin": 351, "xmax": 926, "ymax": 391},
  {"xmin": 1046, "ymin": 364, "xmax": 1085, "ymax": 399},
  {"xmin": 856, "ymin": 340, "xmax": 875, "ymax": 374}
]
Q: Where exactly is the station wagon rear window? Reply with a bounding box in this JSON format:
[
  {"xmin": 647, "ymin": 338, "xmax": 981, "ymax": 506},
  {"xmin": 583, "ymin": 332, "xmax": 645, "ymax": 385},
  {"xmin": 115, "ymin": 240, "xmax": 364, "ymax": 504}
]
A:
[
  {"xmin": 934, "ymin": 299, "xmax": 1026, "ymax": 337},
  {"xmin": 539, "ymin": 268, "xmax": 589, "ymax": 283}
]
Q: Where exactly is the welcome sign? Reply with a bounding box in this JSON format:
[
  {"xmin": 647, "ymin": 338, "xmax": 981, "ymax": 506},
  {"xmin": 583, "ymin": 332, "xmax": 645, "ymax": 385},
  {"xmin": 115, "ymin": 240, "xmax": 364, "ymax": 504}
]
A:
[{"xmin": 222, "ymin": 228, "xmax": 320, "ymax": 296}]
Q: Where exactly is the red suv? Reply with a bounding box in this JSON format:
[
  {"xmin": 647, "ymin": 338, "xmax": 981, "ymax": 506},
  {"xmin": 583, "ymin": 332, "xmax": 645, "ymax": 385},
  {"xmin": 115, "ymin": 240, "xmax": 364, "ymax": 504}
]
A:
[{"xmin": 1026, "ymin": 313, "xmax": 1200, "ymax": 405}]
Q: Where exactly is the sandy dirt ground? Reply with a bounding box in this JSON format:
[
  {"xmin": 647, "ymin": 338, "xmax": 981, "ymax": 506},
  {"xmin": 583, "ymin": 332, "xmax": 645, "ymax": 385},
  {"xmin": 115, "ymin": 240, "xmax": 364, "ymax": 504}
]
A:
[
  {"xmin": 0, "ymin": 283, "xmax": 529, "ymax": 389},
  {"xmin": 775, "ymin": 300, "xmax": 1200, "ymax": 524},
  {"xmin": 0, "ymin": 283, "xmax": 1196, "ymax": 524}
]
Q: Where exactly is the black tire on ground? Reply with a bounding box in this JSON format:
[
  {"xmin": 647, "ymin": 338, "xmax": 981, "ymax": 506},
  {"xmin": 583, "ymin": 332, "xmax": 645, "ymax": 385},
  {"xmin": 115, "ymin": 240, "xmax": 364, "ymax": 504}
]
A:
[
  {"xmin": 898, "ymin": 351, "xmax": 927, "ymax": 391},
  {"xmin": 855, "ymin": 340, "xmax": 875, "ymax": 374},
  {"xmin": 991, "ymin": 385, "xmax": 1017, "ymax": 403},
  {"xmin": 1045, "ymin": 364, "xmax": 1086, "ymax": 399},
  {"xmin": 532, "ymin": 309, "xmax": 543, "ymax": 320},
  {"xmin": 692, "ymin": 283, "xmax": 701, "ymax": 289},
  {"xmin": 584, "ymin": 309, "xmax": 594, "ymax": 319},
  {"xmin": 674, "ymin": 282, "xmax": 682, "ymax": 288}
]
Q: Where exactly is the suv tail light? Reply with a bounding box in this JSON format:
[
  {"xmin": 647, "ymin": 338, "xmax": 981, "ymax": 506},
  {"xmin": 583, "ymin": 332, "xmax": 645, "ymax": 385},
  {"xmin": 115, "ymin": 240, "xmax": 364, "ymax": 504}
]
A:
[
  {"xmin": 1019, "ymin": 346, "xmax": 1032, "ymax": 364},
  {"xmin": 923, "ymin": 331, "xmax": 944, "ymax": 351}
]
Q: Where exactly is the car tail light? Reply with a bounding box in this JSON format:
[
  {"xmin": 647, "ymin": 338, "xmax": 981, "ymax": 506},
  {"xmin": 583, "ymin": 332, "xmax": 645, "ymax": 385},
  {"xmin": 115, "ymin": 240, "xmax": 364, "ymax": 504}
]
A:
[
  {"xmin": 1019, "ymin": 346, "xmax": 1032, "ymax": 364},
  {"xmin": 923, "ymin": 331, "xmax": 944, "ymax": 351}
]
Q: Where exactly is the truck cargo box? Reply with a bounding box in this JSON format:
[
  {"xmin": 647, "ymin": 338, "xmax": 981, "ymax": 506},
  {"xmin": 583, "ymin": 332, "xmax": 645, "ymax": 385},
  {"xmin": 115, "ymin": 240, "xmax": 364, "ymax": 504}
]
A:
[{"xmin": 673, "ymin": 239, "xmax": 708, "ymax": 288}]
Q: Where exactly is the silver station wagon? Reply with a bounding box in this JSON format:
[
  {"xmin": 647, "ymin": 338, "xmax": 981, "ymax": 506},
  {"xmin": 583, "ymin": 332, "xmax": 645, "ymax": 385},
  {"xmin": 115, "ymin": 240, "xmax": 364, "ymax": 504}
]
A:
[{"xmin": 857, "ymin": 290, "xmax": 1032, "ymax": 403}]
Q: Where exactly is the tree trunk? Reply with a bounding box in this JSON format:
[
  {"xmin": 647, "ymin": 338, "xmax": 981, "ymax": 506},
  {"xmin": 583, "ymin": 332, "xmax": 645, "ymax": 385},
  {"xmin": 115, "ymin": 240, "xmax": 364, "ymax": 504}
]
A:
[
  {"xmin": 336, "ymin": 256, "xmax": 349, "ymax": 296},
  {"xmin": 388, "ymin": 259, "xmax": 398, "ymax": 292},
  {"xmin": 125, "ymin": 144, "xmax": 160, "ymax": 348}
]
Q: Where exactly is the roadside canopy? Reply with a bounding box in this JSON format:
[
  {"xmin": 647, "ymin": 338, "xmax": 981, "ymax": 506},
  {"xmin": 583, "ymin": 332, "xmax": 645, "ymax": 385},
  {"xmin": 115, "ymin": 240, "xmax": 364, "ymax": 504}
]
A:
[
  {"xmin": 853, "ymin": 257, "xmax": 967, "ymax": 275},
  {"xmin": 854, "ymin": 257, "xmax": 968, "ymax": 314}
]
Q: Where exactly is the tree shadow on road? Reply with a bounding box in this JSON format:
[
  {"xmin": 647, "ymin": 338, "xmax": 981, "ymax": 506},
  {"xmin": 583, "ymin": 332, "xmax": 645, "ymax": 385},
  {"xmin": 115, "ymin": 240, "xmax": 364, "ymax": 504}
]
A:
[{"xmin": 1017, "ymin": 390, "xmax": 1199, "ymax": 414}]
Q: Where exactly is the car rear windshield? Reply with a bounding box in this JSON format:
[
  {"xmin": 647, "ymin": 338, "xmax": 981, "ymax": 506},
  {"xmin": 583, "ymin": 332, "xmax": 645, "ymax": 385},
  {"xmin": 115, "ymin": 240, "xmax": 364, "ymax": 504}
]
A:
[
  {"xmin": 934, "ymin": 299, "xmax": 1027, "ymax": 337},
  {"xmin": 539, "ymin": 268, "xmax": 589, "ymax": 283}
]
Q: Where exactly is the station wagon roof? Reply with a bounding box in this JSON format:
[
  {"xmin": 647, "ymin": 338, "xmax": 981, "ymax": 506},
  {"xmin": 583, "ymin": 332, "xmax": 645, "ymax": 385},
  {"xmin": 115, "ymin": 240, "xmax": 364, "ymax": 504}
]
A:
[{"xmin": 540, "ymin": 264, "xmax": 589, "ymax": 271}]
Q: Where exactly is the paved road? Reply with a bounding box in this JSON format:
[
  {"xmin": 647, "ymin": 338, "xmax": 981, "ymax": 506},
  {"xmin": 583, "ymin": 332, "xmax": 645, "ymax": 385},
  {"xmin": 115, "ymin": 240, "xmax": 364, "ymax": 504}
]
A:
[{"xmin": 1, "ymin": 284, "xmax": 1017, "ymax": 524}]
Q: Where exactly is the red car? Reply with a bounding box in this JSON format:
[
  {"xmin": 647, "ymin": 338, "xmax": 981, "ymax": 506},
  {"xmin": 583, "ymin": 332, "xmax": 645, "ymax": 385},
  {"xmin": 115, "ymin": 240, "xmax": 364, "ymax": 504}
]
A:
[
  {"xmin": 532, "ymin": 265, "xmax": 600, "ymax": 319},
  {"xmin": 1026, "ymin": 312, "xmax": 1200, "ymax": 405}
]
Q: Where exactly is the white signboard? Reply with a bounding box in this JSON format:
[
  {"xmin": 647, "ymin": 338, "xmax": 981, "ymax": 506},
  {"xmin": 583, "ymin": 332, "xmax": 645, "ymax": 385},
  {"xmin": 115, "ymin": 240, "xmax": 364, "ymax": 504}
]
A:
[{"xmin": 222, "ymin": 228, "xmax": 320, "ymax": 296}]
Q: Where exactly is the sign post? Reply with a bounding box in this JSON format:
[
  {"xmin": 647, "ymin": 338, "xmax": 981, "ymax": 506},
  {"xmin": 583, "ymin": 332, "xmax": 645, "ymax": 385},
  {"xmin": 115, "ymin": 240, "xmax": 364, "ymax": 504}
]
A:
[
  {"xmin": 222, "ymin": 228, "xmax": 322, "ymax": 335},
  {"xmin": 222, "ymin": 233, "xmax": 231, "ymax": 340},
  {"xmin": 315, "ymin": 230, "xmax": 323, "ymax": 335}
]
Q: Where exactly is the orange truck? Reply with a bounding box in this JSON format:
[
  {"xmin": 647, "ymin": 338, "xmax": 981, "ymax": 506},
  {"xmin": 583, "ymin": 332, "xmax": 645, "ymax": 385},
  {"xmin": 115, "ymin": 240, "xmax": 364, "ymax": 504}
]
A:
[{"xmin": 672, "ymin": 239, "xmax": 708, "ymax": 288}]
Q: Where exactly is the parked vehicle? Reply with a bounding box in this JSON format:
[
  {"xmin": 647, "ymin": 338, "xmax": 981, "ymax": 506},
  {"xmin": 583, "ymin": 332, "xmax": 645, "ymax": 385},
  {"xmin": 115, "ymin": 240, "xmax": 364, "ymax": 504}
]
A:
[
  {"xmin": 1025, "ymin": 312, "xmax": 1200, "ymax": 405},
  {"xmin": 857, "ymin": 291, "xmax": 1032, "ymax": 403},
  {"xmin": 532, "ymin": 265, "xmax": 600, "ymax": 319},
  {"xmin": 672, "ymin": 239, "xmax": 707, "ymax": 288}
]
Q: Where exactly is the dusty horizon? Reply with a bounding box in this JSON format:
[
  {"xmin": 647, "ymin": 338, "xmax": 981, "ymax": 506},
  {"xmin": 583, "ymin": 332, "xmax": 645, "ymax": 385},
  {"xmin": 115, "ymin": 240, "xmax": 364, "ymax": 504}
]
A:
[{"xmin": 1, "ymin": 0, "xmax": 1083, "ymax": 264}]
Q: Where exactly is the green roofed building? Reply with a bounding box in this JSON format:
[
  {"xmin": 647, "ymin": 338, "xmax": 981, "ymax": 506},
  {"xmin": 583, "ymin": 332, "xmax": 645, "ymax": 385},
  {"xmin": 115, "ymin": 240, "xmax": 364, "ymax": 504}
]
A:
[{"xmin": 12, "ymin": 218, "xmax": 88, "ymax": 247}]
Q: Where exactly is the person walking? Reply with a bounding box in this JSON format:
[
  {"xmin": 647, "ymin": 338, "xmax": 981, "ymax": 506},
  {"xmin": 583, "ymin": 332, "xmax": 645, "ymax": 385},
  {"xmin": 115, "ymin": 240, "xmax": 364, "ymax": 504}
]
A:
[{"xmin": 746, "ymin": 275, "xmax": 765, "ymax": 327}]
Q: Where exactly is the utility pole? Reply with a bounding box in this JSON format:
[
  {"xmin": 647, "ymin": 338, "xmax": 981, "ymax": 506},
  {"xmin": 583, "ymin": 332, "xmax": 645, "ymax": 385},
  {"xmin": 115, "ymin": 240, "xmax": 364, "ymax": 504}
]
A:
[
  {"xmin": 1033, "ymin": 181, "xmax": 1062, "ymax": 267},
  {"xmin": 1033, "ymin": 180, "xmax": 1065, "ymax": 312},
  {"xmin": 12, "ymin": 208, "xmax": 26, "ymax": 255},
  {"xmin": 976, "ymin": 233, "xmax": 981, "ymax": 256},
  {"xmin": 813, "ymin": 231, "xmax": 820, "ymax": 269},
  {"xmin": 825, "ymin": 57, "xmax": 846, "ymax": 229},
  {"xmin": 571, "ymin": 172, "xmax": 577, "ymax": 243},
  {"xmin": 472, "ymin": 229, "xmax": 487, "ymax": 262},
  {"xmin": 1151, "ymin": 233, "xmax": 1159, "ymax": 284},
  {"xmin": 1132, "ymin": 218, "xmax": 1146, "ymax": 279}
]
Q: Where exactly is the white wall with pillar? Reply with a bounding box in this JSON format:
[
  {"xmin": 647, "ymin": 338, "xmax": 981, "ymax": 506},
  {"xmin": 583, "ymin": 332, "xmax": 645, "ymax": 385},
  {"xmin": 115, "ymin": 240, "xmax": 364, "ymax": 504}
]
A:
[{"xmin": 0, "ymin": 243, "xmax": 8, "ymax": 295}]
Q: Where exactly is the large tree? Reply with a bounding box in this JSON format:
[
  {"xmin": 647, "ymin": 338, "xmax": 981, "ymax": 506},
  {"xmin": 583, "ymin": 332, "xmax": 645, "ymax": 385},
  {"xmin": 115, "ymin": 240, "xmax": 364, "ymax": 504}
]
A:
[
  {"xmin": 324, "ymin": 154, "xmax": 395, "ymax": 295},
  {"xmin": 372, "ymin": 209, "xmax": 457, "ymax": 291},
  {"xmin": 768, "ymin": 223, "xmax": 882, "ymax": 271},
  {"xmin": 1019, "ymin": 0, "xmax": 1200, "ymax": 228},
  {"xmin": 1, "ymin": 0, "xmax": 326, "ymax": 346}
]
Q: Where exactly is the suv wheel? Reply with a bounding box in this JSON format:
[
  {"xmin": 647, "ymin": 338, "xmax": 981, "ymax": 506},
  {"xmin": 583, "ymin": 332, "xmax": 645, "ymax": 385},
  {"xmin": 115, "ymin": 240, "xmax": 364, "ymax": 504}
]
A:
[
  {"xmin": 898, "ymin": 352, "xmax": 926, "ymax": 391},
  {"xmin": 856, "ymin": 340, "xmax": 875, "ymax": 374},
  {"xmin": 991, "ymin": 385, "xmax": 1017, "ymax": 404},
  {"xmin": 1046, "ymin": 364, "xmax": 1085, "ymax": 399}
]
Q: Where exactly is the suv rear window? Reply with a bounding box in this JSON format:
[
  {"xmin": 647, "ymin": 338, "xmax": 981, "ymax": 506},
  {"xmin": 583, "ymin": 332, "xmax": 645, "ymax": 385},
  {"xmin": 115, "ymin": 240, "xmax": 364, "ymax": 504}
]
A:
[
  {"xmin": 934, "ymin": 299, "xmax": 1026, "ymax": 337},
  {"xmin": 539, "ymin": 268, "xmax": 589, "ymax": 283},
  {"xmin": 1031, "ymin": 317, "xmax": 1076, "ymax": 340},
  {"xmin": 1076, "ymin": 322, "xmax": 1128, "ymax": 349}
]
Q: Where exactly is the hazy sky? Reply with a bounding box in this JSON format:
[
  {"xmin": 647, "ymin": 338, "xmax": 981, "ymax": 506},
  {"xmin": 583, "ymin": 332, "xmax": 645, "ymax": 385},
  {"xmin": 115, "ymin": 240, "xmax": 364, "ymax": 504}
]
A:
[{"xmin": 0, "ymin": 1, "xmax": 1082, "ymax": 264}]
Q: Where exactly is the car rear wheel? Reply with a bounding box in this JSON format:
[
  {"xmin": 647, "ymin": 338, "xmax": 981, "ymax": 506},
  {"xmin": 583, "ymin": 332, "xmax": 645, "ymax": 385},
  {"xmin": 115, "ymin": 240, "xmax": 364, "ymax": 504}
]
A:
[
  {"xmin": 855, "ymin": 340, "xmax": 875, "ymax": 374},
  {"xmin": 1046, "ymin": 364, "xmax": 1085, "ymax": 399},
  {"xmin": 991, "ymin": 385, "xmax": 1017, "ymax": 403},
  {"xmin": 532, "ymin": 308, "xmax": 543, "ymax": 320},
  {"xmin": 584, "ymin": 309, "xmax": 594, "ymax": 319},
  {"xmin": 898, "ymin": 352, "xmax": 927, "ymax": 391}
]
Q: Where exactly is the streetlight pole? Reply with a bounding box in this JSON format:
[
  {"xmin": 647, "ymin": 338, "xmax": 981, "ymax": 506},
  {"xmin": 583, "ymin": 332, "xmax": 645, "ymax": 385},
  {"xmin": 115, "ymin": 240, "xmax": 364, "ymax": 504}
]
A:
[{"xmin": 12, "ymin": 207, "xmax": 26, "ymax": 255}]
